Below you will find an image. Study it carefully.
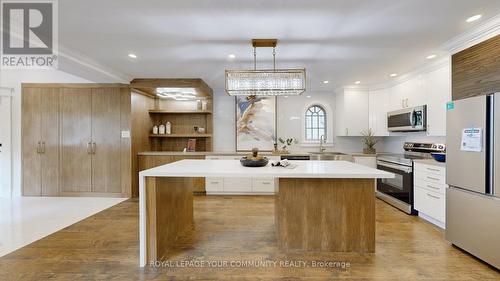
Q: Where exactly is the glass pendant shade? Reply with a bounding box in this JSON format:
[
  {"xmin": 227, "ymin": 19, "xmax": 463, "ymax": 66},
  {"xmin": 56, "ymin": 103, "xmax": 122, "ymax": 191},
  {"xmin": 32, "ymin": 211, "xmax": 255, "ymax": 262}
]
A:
[{"xmin": 225, "ymin": 69, "xmax": 306, "ymax": 96}]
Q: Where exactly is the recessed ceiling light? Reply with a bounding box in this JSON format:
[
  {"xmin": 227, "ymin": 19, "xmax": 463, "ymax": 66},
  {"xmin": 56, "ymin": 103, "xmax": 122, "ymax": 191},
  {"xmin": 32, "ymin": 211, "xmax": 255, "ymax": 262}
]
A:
[
  {"xmin": 306, "ymin": 95, "xmax": 311, "ymax": 98},
  {"xmin": 466, "ymin": 14, "xmax": 482, "ymax": 23},
  {"xmin": 426, "ymin": 54, "xmax": 437, "ymax": 59},
  {"xmin": 323, "ymin": 80, "xmax": 329, "ymax": 84},
  {"xmin": 128, "ymin": 53, "xmax": 137, "ymax": 59},
  {"xmin": 389, "ymin": 73, "xmax": 398, "ymax": 77},
  {"xmin": 228, "ymin": 54, "xmax": 236, "ymax": 59},
  {"xmin": 284, "ymin": 96, "xmax": 289, "ymax": 98},
  {"xmin": 354, "ymin": 81, "xmax": 361, "ymax": 85}
]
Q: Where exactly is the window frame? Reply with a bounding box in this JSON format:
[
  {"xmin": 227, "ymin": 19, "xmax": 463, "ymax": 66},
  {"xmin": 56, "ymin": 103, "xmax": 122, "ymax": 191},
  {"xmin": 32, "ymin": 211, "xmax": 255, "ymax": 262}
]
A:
[{"xmin": 305, "ymin": 104, "xmax": 327, "ymax": 141}]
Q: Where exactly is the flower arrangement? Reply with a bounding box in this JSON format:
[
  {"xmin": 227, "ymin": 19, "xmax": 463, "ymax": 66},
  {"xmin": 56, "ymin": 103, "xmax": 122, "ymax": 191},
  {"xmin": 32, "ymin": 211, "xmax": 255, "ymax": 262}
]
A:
[
  {"xmin": 361, "ymin": 129, "xmax": 378, "ymax": 154},
  {"xmin": 275, "ymin": 137, "xmax": 298, "ymax": 154}
]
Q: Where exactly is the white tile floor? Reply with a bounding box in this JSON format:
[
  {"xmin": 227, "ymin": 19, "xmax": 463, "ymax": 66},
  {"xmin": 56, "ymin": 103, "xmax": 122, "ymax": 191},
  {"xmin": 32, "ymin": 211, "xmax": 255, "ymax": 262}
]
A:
[{"xmin": 0, "ymin": 196, "xmax": 126, "ymax": 257}]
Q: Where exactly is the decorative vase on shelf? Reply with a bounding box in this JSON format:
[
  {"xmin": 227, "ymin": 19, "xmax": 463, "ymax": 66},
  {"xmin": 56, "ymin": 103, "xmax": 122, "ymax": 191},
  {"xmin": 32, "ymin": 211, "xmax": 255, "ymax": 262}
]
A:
[
  {"xmin": 166, "ymin": 122, "xmax": 171, "ymax": 134},
  {"xmin": 159, "ymin": 124, "xmax": 166, "ymax": 135},
  {"xmin": 152, "ymin": 125, "xmax": 158, "ymax": 135}
]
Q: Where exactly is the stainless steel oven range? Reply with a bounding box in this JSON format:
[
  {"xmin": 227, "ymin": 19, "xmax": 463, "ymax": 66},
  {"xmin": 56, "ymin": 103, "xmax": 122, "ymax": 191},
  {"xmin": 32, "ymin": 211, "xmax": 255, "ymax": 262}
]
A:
[{"xmin": 376, "ymin": 142, "xmax": 445, "ymax": 214}]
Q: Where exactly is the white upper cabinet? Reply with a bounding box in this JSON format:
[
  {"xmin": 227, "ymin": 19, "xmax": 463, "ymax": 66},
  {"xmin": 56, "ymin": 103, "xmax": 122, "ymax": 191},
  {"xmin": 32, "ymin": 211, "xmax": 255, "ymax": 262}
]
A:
[
  {"xmin": 424, "ymin": 65, "xmax": 451, "ymax": 136},
  {"xmin": 389, "ymin": 75, "xmax": 426, "ymax": 111},
  {"xmin": 368, "ymin": 88, "xmax": 390, "ymax": 136},
  {"xmin": 335, "ymin": 88, "xmax": 369, "ymax": 136}
]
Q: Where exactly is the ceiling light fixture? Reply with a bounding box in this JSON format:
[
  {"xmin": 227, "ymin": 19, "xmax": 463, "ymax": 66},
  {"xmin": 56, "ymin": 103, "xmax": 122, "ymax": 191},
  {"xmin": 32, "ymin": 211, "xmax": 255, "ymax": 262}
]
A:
[
  {"xmin": 354, "ymin": 81, "xmax": 361, "ymax": 85},
  {"xmin": 128, "ymin": 53, "xmax": 137, "ymax": 59},
  {"xmin": 466, "ymin": 14, "xmax": 482, "ymax": 23},
  {"xmin": 323, "ymin": 80, "xmax": 329, "ymax": 84},
  {"xmin": 156, "ymin": 87, "xmax": 198, "ymax": 100},
  {"xmin": 426, "ymin": 54, "xmax": 437, "ymax": 59},
  {"xmin": 389, "ymin": 73, "xmax": 398, "ymax": 77},
  {"xmin": 228, "ymin": 54, "xmax": 236, "ymax": 59},
  {"xmin": 225, "ymin": 39, "xmax": 306, "ymax": 96},
  {"xmin": 307, "ymin": 95, "xmax": 311, "ymax": 98}
]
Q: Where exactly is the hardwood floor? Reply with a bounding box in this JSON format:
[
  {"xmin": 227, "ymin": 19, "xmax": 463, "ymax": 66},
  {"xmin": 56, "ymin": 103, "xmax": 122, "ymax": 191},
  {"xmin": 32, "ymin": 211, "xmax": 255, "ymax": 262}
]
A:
[{"xmin": 0, "ymin": 196, "xmax": 498, "ymax": 280}]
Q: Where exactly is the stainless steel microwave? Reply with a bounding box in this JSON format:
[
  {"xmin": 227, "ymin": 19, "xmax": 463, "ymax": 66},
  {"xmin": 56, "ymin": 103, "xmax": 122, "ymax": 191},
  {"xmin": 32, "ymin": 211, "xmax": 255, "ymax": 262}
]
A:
[{"xmin": 387, "ymin": 105, "xmax": 426, "ymax": 132}]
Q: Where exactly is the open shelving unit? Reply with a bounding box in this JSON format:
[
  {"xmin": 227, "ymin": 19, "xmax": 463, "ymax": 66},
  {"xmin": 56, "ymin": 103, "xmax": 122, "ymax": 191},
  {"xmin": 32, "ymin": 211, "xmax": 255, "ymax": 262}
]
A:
[{"xmin": 131, "ymin": 78, "xmax": 214, "ymax": 152}]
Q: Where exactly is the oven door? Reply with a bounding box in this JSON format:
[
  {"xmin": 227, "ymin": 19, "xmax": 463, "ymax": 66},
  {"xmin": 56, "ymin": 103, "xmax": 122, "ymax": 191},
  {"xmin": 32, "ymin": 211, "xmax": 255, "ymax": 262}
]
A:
[{"xmin": 376, "ymin": 161, "xmax": 416, "ymax": 214}]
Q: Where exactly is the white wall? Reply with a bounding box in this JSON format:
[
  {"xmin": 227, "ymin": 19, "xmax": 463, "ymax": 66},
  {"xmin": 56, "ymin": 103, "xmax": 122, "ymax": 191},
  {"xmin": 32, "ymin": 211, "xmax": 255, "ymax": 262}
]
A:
[
  {"xmin": 0, "ymin": 69, "xmax": 94, "ymax": 197},
  {"xmin": 212, "ymin": 90, "xmax": 365, "ymax": 153}
]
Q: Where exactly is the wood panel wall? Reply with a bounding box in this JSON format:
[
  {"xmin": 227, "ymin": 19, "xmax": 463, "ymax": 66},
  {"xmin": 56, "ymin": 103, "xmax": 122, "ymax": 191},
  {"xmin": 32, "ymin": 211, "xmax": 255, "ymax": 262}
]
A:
[
  {"xmin": 452, "ymin": 35, "xmax": 500, "ymax": 100},
  {"xmin": 131, "ymin": 91, "xmax": 155, "ymax": 197}
]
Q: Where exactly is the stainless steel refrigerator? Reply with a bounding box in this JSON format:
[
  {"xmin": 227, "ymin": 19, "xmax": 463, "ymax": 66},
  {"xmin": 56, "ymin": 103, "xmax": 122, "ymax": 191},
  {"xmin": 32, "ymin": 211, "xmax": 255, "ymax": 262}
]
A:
[{"xmin": 446, "ymin": 93, "xmax": 500, "ymax": 269}]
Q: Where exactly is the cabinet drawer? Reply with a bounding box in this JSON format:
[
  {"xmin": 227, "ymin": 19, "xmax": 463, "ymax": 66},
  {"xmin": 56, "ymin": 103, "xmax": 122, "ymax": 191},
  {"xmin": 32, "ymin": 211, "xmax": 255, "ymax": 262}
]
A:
[
  {"xmin": 414, "ymin": 187, "xmax": 445, "ymax": 223},
  {"xmin": 206, "ymin": 156, "xmax": 223, "ymax": 160},
  {"xmin": 223, "ymin": 177, "xmax": 252, "ymax": 192},
  {"xmin": 252, "ymin": 177, "xmax": 275, "ymax": 193},
  {"xmin": 205, "ymin": 177, "xmax": 223, "ymax": 192},
  {"xmin": 415, "ymin": 163, "xmax": 445, "ymax": 176},
  {"xmin": 415, "ymin": 172, "xmax": 446, "ymax": 185},
  {"xmin": 414, "ymin": 179, "xmax": 447, "ymax": 195}
]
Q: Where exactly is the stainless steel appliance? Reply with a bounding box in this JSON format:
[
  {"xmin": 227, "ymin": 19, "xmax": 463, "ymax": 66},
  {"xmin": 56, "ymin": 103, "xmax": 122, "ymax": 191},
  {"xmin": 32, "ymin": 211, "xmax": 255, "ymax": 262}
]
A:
[
  {"xmin": 446, "ymin": 94, "xmax": 500, "ymax": 269},
  {"xmin": 377, "ymin": 142, "xmax": 445, "ymax": 215},
  {"xmin": 387, "ymin": 105, "xmax": 427, "ymax": 132}
]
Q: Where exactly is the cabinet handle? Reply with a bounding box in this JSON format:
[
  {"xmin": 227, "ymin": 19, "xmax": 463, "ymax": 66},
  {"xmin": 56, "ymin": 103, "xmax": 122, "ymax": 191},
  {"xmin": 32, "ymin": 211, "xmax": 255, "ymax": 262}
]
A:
[
  {"xmin": 37, "ymin": 142, "xmax": 41, "ymax": 153},
  {"xmin": 426, "ymin": 193, "xmax": 440, "ymax": 199},
  {"xmin": 92, "ymin": 142, "xmax": 96, "ymax": 154},
  {"xmin": 427, "ymin": 176, "xmax": 440, "ymax": 181},
  {"xmin": 262, "ymin": 182, "xmax": 271, "ymax": 185},
  {"xmin": 209, "ymin": 181, "xmax": 220, "ymax": 184},
  {"xmin": 345, "ymin": 128, "xmax": 349, "ymax": 136},
  {"xmin": 405, "ymin": 98, "xmax": 409, "ymax": 108},
  {"xmin": 402, "ymin": 99, "xmax": 404, "ymax": 108},
  {"xmin": 427, "ymin": 168, "xmax": 440, "ymax": 172},
  {"xmin": 427, "ymin": 184, "xmax": 440, "ymax": 190},
  {"xmin": 41, "ymin": 142, "xmax": 46, "ymax": 154},
  {"xmin": 87, "ymin": 142, "xmax": 92, "ymax": 154}
]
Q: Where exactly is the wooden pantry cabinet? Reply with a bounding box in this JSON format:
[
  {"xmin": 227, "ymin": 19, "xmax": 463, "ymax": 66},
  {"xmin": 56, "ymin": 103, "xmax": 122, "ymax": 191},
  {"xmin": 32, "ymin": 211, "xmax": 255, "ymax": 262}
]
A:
[{"xmin": 22, "ymin": 84, "xmax": 131, "ymax": 197}]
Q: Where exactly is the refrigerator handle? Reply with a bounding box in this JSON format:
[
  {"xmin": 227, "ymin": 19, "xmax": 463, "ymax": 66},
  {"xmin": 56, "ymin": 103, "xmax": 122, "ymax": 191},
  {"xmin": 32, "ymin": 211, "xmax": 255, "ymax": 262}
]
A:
[{"xmin": 487, "ymin": 94, "xmax": 494, "ymax": 195}]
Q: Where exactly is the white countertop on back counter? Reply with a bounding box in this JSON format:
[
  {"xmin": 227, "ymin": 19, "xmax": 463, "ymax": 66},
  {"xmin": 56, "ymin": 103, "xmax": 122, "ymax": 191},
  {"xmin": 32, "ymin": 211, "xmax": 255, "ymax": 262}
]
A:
[{"xmin": 139, "ymin": 160, "xmax": 394, "ymax": 179}]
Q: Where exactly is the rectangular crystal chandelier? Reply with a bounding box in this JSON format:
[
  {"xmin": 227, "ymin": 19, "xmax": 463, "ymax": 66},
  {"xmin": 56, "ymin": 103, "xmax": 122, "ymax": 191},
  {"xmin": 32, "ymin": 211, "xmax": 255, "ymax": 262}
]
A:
[
  {"xmin": 225, "ymin": 39, "xmax": 306, "ymax": 96},
  {"xmin": 225, "ymin": 69, "xmax": 306, "ymax": 96}
]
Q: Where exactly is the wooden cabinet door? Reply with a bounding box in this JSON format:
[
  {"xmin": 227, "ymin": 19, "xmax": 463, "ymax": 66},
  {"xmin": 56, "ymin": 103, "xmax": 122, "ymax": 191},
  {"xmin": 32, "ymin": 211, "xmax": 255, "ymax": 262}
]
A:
[
  {"xmin": 22, "ymin": 87, "xmax": 42, "ymax": 196},
  {"xmin": 60, "ymin": 88, "xmax": 92, "ymax": 193},
  {"xmin": 40, "ymin": 88, "xmax": 60, "ymax": 196},
  {"xmin": 91, "ymin": 88, "xmax": 122, "ymax": 194}
]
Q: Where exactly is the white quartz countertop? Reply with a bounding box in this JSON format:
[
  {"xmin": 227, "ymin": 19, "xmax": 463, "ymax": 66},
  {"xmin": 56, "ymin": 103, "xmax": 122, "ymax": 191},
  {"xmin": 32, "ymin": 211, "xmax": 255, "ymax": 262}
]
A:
[{"xmin": 139, "ymin": 160, "xmax": 394, "ymax": 179}]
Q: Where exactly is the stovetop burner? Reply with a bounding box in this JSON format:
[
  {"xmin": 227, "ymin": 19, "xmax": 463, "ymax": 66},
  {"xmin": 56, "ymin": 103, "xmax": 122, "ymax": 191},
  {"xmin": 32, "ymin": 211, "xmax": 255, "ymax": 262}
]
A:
[{"xmin": 377, "ymin": 142, "xmax": 446, "ymax": 166}]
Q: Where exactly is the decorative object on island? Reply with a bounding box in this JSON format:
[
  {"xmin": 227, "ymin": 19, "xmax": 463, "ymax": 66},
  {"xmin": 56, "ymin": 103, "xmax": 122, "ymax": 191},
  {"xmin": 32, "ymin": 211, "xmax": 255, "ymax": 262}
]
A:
[
  {"xmin": 225, "ymin": 39, "xmax": 306, "ymax": 96},
  {"xmin": 186, "ymin": 139, "xmax": 196, "ymax": 152},
  {"xmin": 361, "ymin": 128, "xmax": 378, "ymax": 154},
  {"xmin": 275, "ymin": 137, "xmax": 298, "ymax": 154},
  {"xmin": 240, "ymin": 148, "xmax": 269, "ymax": 167},
  {"xmin": 236, "ymin": 95, "xmax": 276, "ymax": 151}
]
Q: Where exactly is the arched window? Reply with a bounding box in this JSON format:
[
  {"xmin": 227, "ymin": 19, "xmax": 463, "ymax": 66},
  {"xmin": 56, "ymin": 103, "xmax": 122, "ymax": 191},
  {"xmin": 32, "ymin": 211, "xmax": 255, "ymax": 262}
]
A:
[{"xmin": 305, "ymin": 105, "xmax": 327, "ymax": 141}]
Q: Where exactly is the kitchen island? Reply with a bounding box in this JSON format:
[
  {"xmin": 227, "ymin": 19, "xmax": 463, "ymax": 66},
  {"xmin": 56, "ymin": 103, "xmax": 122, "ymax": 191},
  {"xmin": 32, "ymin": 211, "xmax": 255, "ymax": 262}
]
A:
[{"xmin": 138, "ymin": 160, "xmax": 393, "ymax": 267}]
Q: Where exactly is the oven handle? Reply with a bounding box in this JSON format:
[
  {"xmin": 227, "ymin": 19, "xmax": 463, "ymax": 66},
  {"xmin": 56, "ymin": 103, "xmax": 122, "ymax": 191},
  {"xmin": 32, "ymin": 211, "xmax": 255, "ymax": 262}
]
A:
[{"xmin": 377, "ymin": 161, "xmax": 412, "ymax": 173}]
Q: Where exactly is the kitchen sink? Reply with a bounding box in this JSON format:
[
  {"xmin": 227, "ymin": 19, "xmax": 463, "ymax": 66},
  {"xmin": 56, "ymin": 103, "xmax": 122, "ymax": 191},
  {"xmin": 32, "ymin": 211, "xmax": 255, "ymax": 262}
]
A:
[{"xmin": 308, "ymin": 152, "xmax": 354, "ymax": 161}]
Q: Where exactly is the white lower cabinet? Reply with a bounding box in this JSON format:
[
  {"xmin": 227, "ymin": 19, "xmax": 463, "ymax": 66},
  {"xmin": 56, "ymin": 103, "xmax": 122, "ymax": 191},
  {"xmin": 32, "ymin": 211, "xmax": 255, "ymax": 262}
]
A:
[
  {"xmin": 205, "ymin": 155, "xmax": 280, "ymax": 195},
  {"xmin": 414, "ymin": 162, "xmax": 446, "ymax": 228},
  {"xmin": 353, "ymin": 156, "xmax": 377, "ymax": 169}
]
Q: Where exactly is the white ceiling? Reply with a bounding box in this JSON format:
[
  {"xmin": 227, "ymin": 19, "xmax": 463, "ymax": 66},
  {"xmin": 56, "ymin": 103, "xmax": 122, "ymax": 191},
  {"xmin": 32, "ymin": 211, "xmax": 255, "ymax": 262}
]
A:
[{"xmin": 58, "ymin": 0, "xmax": 500, "ymax": 91}]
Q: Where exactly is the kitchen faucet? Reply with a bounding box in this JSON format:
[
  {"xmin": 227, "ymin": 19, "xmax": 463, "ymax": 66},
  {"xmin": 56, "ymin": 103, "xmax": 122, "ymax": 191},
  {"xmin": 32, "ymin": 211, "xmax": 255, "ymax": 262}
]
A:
[{"xmin": 319, "ymin": 135, "xmax": 326, "ymax": 152}]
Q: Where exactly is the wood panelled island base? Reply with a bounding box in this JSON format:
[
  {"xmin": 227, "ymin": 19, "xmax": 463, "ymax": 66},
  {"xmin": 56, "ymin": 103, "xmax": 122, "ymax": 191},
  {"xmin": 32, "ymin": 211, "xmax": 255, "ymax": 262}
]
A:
[
  {"xmin": 276, "ymin": 178, "xmax": 375, "ymax": 253},
  {"xmin": 139, "ymin": 160, "xmax": 393, "ymax": 267}
]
